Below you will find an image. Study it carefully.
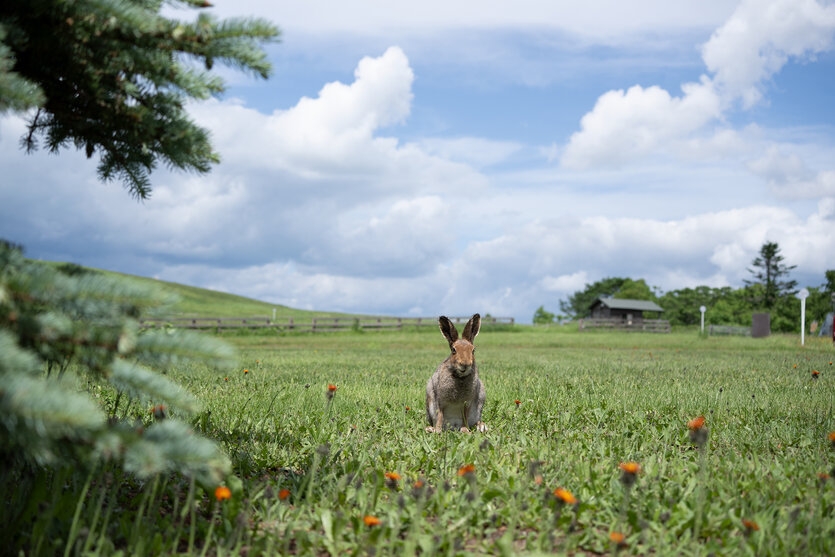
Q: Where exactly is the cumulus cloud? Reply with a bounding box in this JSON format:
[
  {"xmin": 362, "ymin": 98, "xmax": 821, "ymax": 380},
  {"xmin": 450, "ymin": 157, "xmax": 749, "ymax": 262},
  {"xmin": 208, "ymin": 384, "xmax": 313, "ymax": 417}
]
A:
[
  {"xmin": 702, "ymin": 0, "xmax": 835, "ymax": 108},
  {"xmin": 561, "ymin": 0, "xmax": 835, "ymax": 174},
  {"xmin": 0, "ymin": 47, "xmax": 484, "ymax": 280},
  {"xmin": 561, "ymin": 79, "xmax": 721, "ymax": 169}
]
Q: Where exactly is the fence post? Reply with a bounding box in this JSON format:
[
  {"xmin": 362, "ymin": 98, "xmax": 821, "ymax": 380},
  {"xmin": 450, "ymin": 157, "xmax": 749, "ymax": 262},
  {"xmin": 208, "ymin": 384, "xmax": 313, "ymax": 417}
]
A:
[{"xmin": 312, "ymin": 318, "xmax": 317, "ymax": 332}]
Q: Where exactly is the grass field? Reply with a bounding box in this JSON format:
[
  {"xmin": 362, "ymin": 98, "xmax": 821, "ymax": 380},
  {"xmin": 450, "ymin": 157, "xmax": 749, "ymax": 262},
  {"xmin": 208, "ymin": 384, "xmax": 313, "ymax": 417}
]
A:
[{"xmin": 27, "ymin": 325, "xmax": 835, "ymax": 556}]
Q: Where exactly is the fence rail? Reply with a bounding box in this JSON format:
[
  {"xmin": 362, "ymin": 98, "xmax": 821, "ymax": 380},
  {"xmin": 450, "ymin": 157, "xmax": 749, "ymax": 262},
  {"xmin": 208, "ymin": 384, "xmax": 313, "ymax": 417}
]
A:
[
  {"xmin": 578, "ymin": 318, "xmax": 671, "ymax": 333},
  {"xmin": 139, "ymin": 315, "xmax": 514, "ymax": 332}
]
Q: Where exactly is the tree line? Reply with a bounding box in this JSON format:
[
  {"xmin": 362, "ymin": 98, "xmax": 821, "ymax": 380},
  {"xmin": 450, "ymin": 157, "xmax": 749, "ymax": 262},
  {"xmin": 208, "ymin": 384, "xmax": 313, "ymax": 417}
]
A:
[{"xmin": 534, "ymin": 242, "xmax": 834, "ymax": 333}]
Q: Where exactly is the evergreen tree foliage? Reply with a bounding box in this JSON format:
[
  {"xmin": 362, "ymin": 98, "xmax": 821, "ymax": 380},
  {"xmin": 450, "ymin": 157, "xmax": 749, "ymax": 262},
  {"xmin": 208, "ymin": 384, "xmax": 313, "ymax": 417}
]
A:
[
  {"xmin": 744, "ymin": 241, "xmax": 797, "ymax": 309},
  {"xmin": 0, "ymin": 241, "xmax": 235, "ymax": 485},
  {"xmin": 0, "ymin": 0, "xmax": 280, "ymax": 198}
]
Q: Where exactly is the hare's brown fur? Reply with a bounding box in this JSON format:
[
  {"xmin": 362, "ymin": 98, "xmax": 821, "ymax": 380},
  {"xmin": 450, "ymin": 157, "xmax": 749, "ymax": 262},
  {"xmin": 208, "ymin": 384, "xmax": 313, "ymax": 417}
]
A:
[{"xmin": 425, "ymin": 314, "xmax": 487, "ymax": 433}]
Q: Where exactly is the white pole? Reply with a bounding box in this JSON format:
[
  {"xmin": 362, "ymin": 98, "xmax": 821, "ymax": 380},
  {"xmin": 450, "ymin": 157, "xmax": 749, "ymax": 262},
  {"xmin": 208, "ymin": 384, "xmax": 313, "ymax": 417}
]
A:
[
  {"xmin": 273, "ymin": 308, "xmax": 276, "ymax": 321},
  {"xmin": 699, "ymin": 305, "xmax": 706, "ymax": 334},
  {"xmin": 798, "ymin": 289, "xmax": 809, "ymax": 346}
]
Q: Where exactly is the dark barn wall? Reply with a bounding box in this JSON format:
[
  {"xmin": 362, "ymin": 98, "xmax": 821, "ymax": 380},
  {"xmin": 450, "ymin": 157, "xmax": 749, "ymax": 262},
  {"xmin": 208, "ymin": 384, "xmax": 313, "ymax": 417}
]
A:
[{"xmin": 589, "ymin": 302, "xmax": 644, "ymax": 321}]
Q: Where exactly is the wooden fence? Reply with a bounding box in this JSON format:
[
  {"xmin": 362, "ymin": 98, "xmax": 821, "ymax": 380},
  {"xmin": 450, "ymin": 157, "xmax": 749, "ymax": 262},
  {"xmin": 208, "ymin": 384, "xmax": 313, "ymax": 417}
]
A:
[
  {"xmin": 708, "ymin": 324, "xmax": 751, "ymax": 336},
  {"xmin": 139, "ymin": 315, "xmax": 514, "ymax": 332},
  {"xmin": 578, "ymin": 318, "xmax": 671, "ymax": 333}
]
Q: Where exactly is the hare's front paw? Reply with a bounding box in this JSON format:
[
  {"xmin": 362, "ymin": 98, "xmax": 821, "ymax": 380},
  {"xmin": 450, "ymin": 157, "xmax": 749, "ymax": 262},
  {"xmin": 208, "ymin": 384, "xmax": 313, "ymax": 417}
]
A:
[
  {"xmin": 475, "ymin": 422, "xmax": 488, "ymax": 433},
  {"xmin": 425, "ymin": 426, "xmax": 442, "ymax": 434},
  {"xmin": 460, "ymin": 426, "xmax": 471, "ymax": 434}
]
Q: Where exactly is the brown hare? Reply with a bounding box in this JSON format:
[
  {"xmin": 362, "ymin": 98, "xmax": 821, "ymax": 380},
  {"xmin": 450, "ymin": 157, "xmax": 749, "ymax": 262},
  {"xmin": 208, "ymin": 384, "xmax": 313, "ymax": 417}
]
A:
[{"xmin": 425, "ymin": 314, "xmax": 487, "ymax": 433}]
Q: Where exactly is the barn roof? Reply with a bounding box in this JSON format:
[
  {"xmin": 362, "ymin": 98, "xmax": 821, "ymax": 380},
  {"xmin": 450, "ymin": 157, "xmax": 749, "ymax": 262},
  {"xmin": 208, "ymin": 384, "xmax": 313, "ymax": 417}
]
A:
[{"xmin": 591, "ymin": 296, "xmax": 665, "ymax": 312}]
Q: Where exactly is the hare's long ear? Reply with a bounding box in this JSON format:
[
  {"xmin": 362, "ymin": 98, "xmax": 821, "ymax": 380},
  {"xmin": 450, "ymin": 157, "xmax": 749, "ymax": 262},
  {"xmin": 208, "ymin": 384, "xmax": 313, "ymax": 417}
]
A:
[
  {"xmin": 439, "ymin": 316, "xmax": 458, "ymax": 348},
  {"xmin": 462, "ymin": 313, "xmax": 481, "ymax": 342}
]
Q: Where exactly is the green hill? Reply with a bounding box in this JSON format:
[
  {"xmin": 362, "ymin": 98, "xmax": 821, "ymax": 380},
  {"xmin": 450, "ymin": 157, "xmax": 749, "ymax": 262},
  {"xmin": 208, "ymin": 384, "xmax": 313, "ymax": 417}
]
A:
[{"xmin": 40, "ymin": 260, "xmax": 356, "ymax": 319}]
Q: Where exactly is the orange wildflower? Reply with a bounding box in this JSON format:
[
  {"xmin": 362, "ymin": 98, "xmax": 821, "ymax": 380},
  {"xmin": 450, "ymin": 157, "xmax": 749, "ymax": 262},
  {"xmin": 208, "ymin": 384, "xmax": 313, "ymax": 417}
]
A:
[
  {"xmin": 687, "ymin": 415, "xmax": 706, "ymax": 430},
  {"xmin": 812, "ymin": 371, "xmax": 820, "ymax": 379},
  {"xmin": 793, "ymin": 364, "xmax": 798, "ymax": 368},
  {"xmin": 619, "ymin": 461, "xmax": 640, "ymax": 487},
  {"xmin": 278, "ymin": 488, "xmax": 290, "ymax": 500},
  {"xmin": 215, "ymin": 486, "xmax": 231, "ymax": 501},
  {"xmin": 818, "ymin": 473, "xmax": 830, "ymax": 482},
  {"xmin": 413, "ymin": 480, "xmax": 424, "ymax": 489},
  {"xmin": 224, "ymin": 377, "xmax": 229, "ymax": 382},
  {"xmin": 244, "ymin": 369, "xmax": 249, "ymax": 374},
  {"xmin": 610, "ymin": 531, "xmax": 626, "ymax": 545},
  {"xmin": 553, "ymin": 487, "xmax": 577, "ymax": 505},
  {"xmin": 457, "ymin": 464, "xmax": 476, "ymax": 477},
  {"xmin": 618, "ymin": 462, "xmax": 640, "ymax": 474},
  {"xmin": 515, "ymin": 400, "xmax": 521, "ymax": 405},
  {"xmin": 385, "ymin": 472, "xmax": 401, "ymax": 481},
  {"xmin": 326, "ymin": 383, "xmax": 338, "ymax": 401},
  {"xmin": 363, "ymin": 515, "xmax": 381, "ymax": 527},
  {"xmin": 829, "ymin": 431, "xmax": 835, "ymax": 443},
  {"xmin": 742, "ymin": 519, "xmax": 759, "ymax": 532},
  {"xmin": 150, "ymin": 404, "xmax": 167, "ymax": 419}
]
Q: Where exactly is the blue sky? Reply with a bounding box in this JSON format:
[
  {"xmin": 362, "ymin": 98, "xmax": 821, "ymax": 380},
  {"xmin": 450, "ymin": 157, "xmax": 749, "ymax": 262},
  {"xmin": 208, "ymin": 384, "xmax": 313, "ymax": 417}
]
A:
[{"xmin": 2, "ymin": 0, "xmax": 834, "ymax": 321}]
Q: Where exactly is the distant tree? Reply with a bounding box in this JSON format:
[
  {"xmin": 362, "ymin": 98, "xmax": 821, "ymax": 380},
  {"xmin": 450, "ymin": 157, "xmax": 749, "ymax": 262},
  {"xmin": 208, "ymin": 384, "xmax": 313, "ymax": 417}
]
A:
[
  {"xmin": 612, "ymin": 278, "xmax": 656, "ymax": 301},
  {"xmin": 744, "ymin": 242, "xmax": 797, "ymax": 309},
  {"xmin": 0, "ymin": 0, "xmax": 280, "ymax": 199},
  {"xmin": 805, "ymin": 269, "xmax": 835, "ymax": 326},
  {"xmin": 659, "ymin": 286, "xmax": 716, "ymax": 326},
  {"xmin": 560, "ymin": 277, "xmax": 627, "ymax": 319},
  {"xmin": 532, "ymin": 305, "xmax": 556, "ymax": 324}
]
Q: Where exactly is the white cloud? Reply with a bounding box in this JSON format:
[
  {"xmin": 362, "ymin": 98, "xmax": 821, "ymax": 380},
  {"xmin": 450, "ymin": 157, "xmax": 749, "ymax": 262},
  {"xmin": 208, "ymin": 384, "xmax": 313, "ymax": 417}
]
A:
[
  {"xmin": 560, "ymin": 0, "xmax": 835, "ymax": 176},
  {"xmin": 0, "ymin": 47, "xmax": 493, "ymax": 285},
  {"xmin": 561, "ymin": 79, "xmax": 721, "ymax": 169},
  {"xmin": 702, "ymin": 0, "xmax": 835, "ymax": 108}
]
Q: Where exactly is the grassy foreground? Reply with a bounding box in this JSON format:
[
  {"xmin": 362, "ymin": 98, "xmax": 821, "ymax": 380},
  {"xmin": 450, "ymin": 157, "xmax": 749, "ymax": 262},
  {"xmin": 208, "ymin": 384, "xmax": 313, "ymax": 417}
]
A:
[{"xmin": 50, "ymin": 328, "xmax": 835, "ymax": 555}]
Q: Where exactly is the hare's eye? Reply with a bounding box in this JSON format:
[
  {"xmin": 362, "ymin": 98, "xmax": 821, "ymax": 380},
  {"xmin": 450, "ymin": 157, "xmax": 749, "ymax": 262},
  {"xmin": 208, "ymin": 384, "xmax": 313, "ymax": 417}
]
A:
[
  {"xmin": 472, "ymin": 347, "xmax": 476, "ymax": 353},
  {"xmin": 451, "ymin": 347, "xmax": 456, "ymax": 354}
]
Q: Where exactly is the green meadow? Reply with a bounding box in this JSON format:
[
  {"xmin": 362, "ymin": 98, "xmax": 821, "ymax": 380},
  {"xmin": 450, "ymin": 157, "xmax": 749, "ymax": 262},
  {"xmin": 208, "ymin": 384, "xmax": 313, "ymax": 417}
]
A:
[{"xmin": 43, "ymin": 325, "xmax": 835, "ymax": 556}]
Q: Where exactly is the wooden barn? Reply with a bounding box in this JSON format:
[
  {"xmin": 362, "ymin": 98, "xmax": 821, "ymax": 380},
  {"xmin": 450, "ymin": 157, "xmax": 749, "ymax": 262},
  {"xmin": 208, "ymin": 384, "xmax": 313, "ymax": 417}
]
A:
[
  {"xmin": 588, "ymin": 296, "xmax": 665, "ymax": 322},
  {"xmin": 580, "ymin": 296, "xmax": 670, "ymax": 332}
]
